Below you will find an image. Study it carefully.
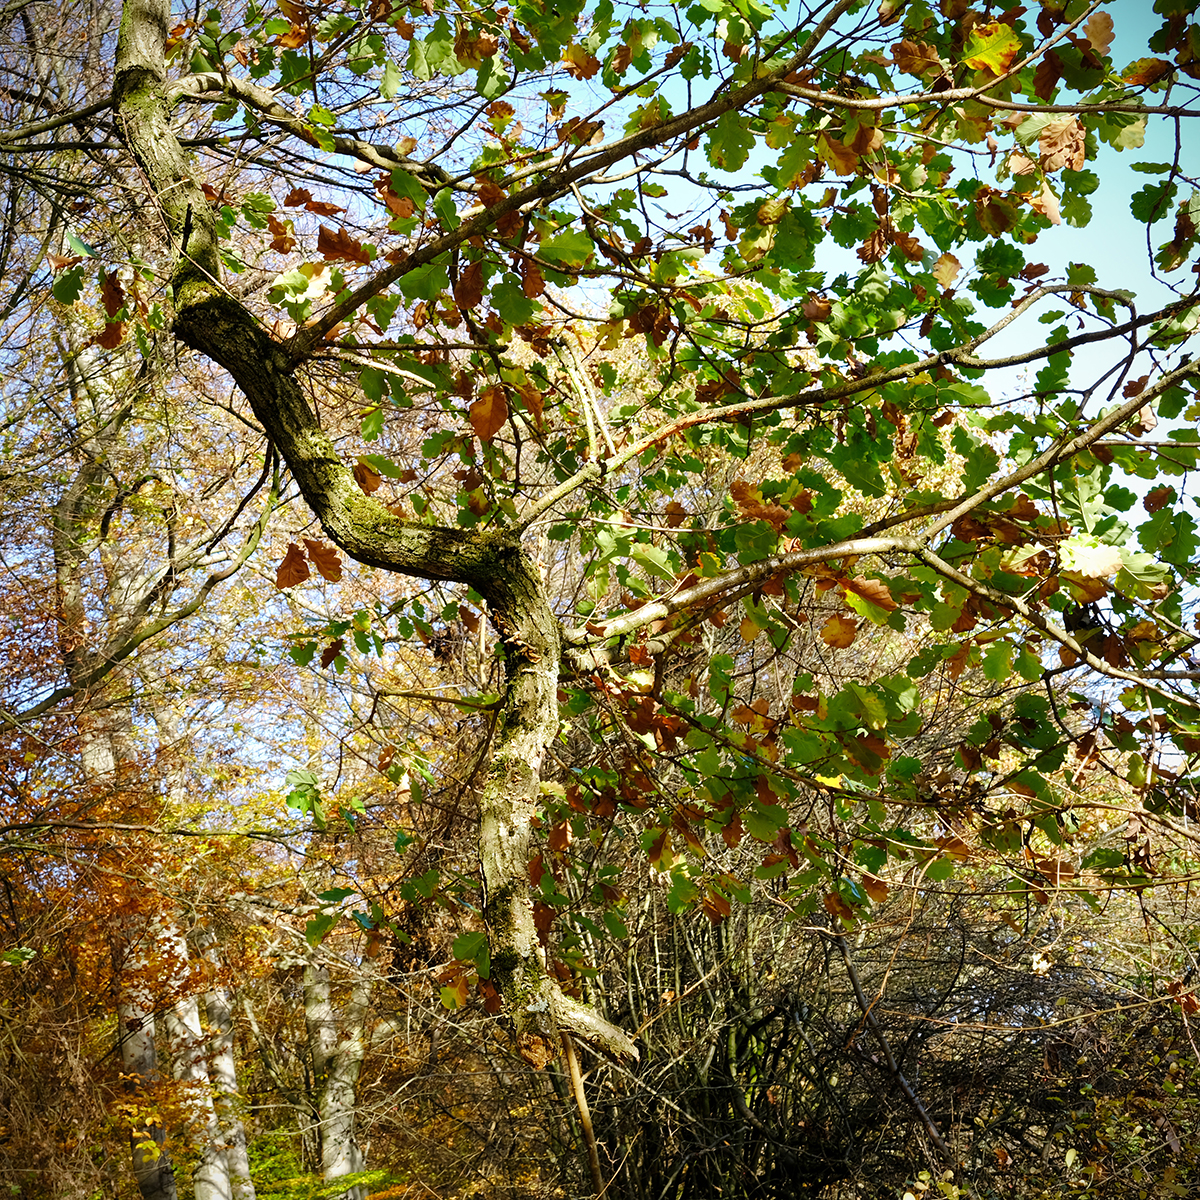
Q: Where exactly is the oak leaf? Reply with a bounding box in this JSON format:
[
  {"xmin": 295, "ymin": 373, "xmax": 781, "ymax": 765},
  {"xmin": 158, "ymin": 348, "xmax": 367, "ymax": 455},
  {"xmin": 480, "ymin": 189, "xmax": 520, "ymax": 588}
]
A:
[
  {"xmin": 842, "ymin": 576, "xmax": 898, "ymax": 613},
  {"xmin": 891, "ymin": 39, "xmax": 946, "ymax": 79},
  {"xmin": 962, "ymin": 21, "xmax": 1022, "ymax": 76},
  {"xmin": 100, "ymin": 270, "xmax": 125, "ymax": 318},
  {"xmin": 454, "ymin": 259, "xmax": 485, "ymax": 311},
  {"xmin": 353, "ymin": 460, "xmax": 382, "ymax": 494},
  {"xmin": 562, "ymin": 44, "xmax": 600, "ymax": 79},
  {"xmin": 821, "ymin": 613, "xmax": 858, "ymax": 648},
  {"xmin": 317, "ymin": 225, "xmax": 371, "ymax": 264},
  {"xmin": 320, "ymin": 638, "xmax": 345, "ymax": 669},
  {"xmin": 932, "ymin": 252, "xmax": 961, "ymax": 287},
  {"xmin": 303, "ymin": 538, "xmax": 343, "ymax": 582},
  {"xmin": 276, "ymin": 542, "xmax": 311, "ymax": 588},
  {"xmin": 1083, "ymin": 11, "xmax": 1114, "ymax": 56},
  {"xmin": 267, "ymin": 213, "xmax": 296, "ymax": 253},
  {"xmin": 1038, "ymin": 117, "xmax": 1086, "ymax": 173},
  {"xmin": 1124, "ymin": 57, "xmax": 1172, "ymax": 87},
  {"xmin": 1144, "ymin": 486, "xmax": 1175, "ymax": 514},
  {"xmin": 469, "ymin": 384, "xmax": 508, "ymax": 441}
]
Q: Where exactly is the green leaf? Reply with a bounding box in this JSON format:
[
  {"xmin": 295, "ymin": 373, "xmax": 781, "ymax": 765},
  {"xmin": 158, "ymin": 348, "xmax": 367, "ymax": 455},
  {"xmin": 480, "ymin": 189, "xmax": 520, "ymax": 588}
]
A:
[
  {"xmin": 380, "ymin": 58, "xmax": 401, "ymax": 99},
  {"xmin": 398, "ymin": 260, "xmax": 450, "ymax": 300},
  {"xmin": 305, "ymin": 912, "xmax": 337, "ymax": 947},
  {"xmin": 51, "ymin": 266, "xmax": 84, "ymax": 305}
]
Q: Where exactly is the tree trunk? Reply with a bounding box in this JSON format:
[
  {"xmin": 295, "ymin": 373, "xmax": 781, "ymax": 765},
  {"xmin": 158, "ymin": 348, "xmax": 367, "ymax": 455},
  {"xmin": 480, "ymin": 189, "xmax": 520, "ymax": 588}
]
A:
[
  {"xmin": 116, "ymin": 932, "xmax": 180, "ymax": 1200},
  {"xmin": 197, "ymin": 931, "xmax": 256, "ymax": 1200},
  {"xmin": 303, "ymin": 955, "xmax": 374, "ymax": 1200},
  {"xmin": 160, "ymin": 922, "xmax": 235, "ymax": 1200},
  {"xmin": 113, "ymin": 0, "xmax": 635, "ymax": 1066}
]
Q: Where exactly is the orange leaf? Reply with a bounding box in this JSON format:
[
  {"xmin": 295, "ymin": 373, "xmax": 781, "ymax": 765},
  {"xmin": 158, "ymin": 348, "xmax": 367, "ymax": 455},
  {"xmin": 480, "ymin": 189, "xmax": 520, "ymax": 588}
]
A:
[
  {"xmin": 842, "ymin": 576, "xmax": 898, "ymax": 613},
  {"xmin": 861, "ymin": 874, "xmax": 888, "ymax": 904},
  {"xmin": 453, "ymin": 260, "xmax": 484, "ymax": 311},
  {"xmin": 1123, "ymin": 57, "xmax": 1172, "ymax": 87},
  {"xmin": 276, "ymin": 542, "xmax": 311, "ymax": 588},
  {"xmin": 47, "ymin": 252, "xmax": 83, "ymax": 272},
  {"xmin": 316, "ymin": 225, "xmax": 371, "ymax": 265},
  {"xmin": 468, "ymin": 384, "xmax": 508, "ymax": 441},
  {"xmin": 520, "ymin": 256, "xmax": 545, "ymax": 299},
  {"xmin": 302, "ymin": 539, "xmax": 343, "ymax": 582},
  {"xmin": 353, "ymin": 460, "xmax": 382, "ymax": 494},
  {"xmin": 821, "ymin": 613, "xmax": 858, "ymax": 648}
]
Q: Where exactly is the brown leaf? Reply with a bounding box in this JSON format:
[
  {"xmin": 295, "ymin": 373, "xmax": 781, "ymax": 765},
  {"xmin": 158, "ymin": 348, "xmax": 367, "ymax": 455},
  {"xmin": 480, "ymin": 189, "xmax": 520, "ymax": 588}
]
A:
[
  {"xmin": 802, "ymin": 294, "xmax": 832, "ymax": 320},
  {"xmin": 100, "ymin": 270, "xmax": 125, "ymax": 318},
  {"xmin": 276, "ymin": 542, "xmax": 311, "ymax": 588},
  {"xmin": 821, "ymin": 613, "xmax": 858, "ymax": 648},
  {"xmin": 303, "ymin": 538, "xmax": 343, "ymax": 582},
  {"xmin": 93, "ymin": 321, "xmax": 125, "ymax": 349},
  {"xmin": 1083, "ymin": 11, "xmax": 1114, "ymax": 56},
  {"xmin": 817, "ymin": 132, "xmax": 860, "ymax": 176},
  {"xmin": 306, "ymin": 198, "xmax": 346, "ymax": 216},
  {"xmin": 353, "ymin": 460, "xmax": 382, "ymax": 495},
  {"xmin": 520, "ymin": 256, "xmax": 545, "ymax": 299},
  {"xmin": 1038, "ymin": 117, "xmax": 1086, "ymax": 173},
  {"xmin": 320, "ymin": 637, "xmax": 345, "ymax": 669},
  {"xmin": 891, "ymin": 39, "xmax": 945, "ymax": 79},
  {"xmin": 267, "ymin": 213, "xmax": 297, "ymax": 253},
  {"xmin": 823, "ymin": 891, "xmax": 854, "ymax": 922},
  {"xmin": 932, "ymin": 252, "xmax": 961, "ymax": 287},
  {"xmin": 1144, "ymin": 486, "xmax": 1175, "ymax": 514},
  {"xmin": 316, "ymin": 225, "xmax": 371, "ymax": 265},
  {"xmin": 283, "ymin": 187, "xmax": 314, "ymax": 207},
  {"xmin": 842, "ymin": 576, "xmax": 898, "ymax": 613},
  {"xmin": 702, "ymin": 890, "xmax": 731, "ymax": 924},
  {"xmin": 469, "ymin": 384, "xmax": 508, "ymax": 441},
  {"xmin": 454, "ymin": 259, "xmax": 485, "ymax": 311},
  {"xmin": 47, "ymin": 252, "xmax": 83, "ymax": 271},
  {"xmin": 562, "ymin": 43, "xmax": 600, "ymax": 79},
  {"xmin": 1033, "ymin": 49, "xmax": 1063, "ymax": 100},
  {"xmin": 663, "ymin": 500, "xmax": 688, "ymax": 528}
]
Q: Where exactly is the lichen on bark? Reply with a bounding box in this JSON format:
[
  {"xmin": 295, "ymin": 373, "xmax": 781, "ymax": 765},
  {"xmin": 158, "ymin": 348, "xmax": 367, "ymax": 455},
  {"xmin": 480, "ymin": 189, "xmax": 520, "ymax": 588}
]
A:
[{"xmin": 113, "ymin": 0, "xmax": 635, "ymax": 1066}]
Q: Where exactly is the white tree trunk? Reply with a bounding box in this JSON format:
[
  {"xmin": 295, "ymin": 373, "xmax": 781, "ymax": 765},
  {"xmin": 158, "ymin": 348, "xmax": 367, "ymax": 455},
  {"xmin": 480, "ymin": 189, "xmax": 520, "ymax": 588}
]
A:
[
  {"xmin": 117, "ymin": 934, "xmax": 179, "ymax": 1200},
  {"xmin": 198, "ymin": 931, "xmax": 256, "ymax": 1200},
  {"xmin": 303, "ymin": 955, "xmax": 376, "ymax": 1200}
]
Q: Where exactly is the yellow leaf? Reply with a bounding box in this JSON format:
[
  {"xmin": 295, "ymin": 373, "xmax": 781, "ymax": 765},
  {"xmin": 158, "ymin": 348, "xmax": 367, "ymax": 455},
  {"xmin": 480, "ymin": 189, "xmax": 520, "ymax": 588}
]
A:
[{"xmin": 962, "ymin": 21, "xmax": 1022, "ymax": 77}]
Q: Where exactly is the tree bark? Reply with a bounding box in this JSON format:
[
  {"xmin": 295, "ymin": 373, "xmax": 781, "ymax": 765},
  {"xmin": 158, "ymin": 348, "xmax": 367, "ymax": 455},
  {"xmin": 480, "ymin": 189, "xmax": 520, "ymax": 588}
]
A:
[
  {"xmin": 196, "ymin": 931, "xmax": 256, "ymax": 1200},
  {"xmin": 303, "ymin": 959, "xmax": 372, "ymax": 1200},
  {"xmin": 113, "ymin": 0, "xmax": 634, "ymax": 1064}
]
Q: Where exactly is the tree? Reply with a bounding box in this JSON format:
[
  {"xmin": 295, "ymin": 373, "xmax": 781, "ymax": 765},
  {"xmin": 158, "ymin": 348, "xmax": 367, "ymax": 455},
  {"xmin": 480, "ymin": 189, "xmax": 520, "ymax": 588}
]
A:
[{"xmin": 6, "ymin": 0, "xmax": 1200, "ymax": 1192}]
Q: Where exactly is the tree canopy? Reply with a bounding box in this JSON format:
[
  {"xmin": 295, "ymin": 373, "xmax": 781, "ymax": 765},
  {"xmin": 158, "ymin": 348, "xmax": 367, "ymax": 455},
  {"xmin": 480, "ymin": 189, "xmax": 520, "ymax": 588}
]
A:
[{"xmin": 5, "ymin": 0, "xmax": 1200, "ymax": 1195}]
